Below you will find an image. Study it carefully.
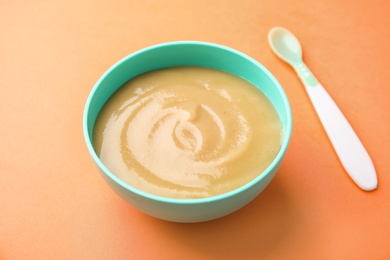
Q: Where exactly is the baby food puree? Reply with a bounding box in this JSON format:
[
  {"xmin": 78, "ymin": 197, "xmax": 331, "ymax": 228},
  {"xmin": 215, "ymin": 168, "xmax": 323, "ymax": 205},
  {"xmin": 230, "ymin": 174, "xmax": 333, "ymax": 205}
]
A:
[{"xmin": 93, "ymin": 66, "xmax": 282, "ymax": 199}]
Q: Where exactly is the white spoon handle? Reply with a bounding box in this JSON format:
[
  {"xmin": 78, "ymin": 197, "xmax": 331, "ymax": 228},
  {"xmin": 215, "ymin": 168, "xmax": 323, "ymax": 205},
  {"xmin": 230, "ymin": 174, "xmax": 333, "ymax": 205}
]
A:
[{"xmin": 304, "ymin": 83, "xmax": 377, "ymax": 190}]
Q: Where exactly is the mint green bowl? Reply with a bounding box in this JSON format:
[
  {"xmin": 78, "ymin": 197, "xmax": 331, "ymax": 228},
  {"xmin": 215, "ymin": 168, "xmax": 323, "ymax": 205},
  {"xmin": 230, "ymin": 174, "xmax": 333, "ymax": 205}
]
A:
[{"xmin": 83, "ymin": 41, "xmax": 292, "ymax": 222}]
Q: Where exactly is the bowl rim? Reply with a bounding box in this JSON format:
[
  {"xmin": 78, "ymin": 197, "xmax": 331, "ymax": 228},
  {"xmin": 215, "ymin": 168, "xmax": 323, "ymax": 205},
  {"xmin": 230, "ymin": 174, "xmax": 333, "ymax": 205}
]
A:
[{"xmin": 83, "ymin": 40, "xmax": 292, "ymax": 205}]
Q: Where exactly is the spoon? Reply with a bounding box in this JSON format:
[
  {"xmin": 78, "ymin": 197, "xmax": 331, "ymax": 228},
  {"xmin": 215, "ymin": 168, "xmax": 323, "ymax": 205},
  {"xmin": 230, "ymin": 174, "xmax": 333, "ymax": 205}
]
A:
[{"xmin": 268, "ymin": 27, "xmax": 377, "ymax": 191}]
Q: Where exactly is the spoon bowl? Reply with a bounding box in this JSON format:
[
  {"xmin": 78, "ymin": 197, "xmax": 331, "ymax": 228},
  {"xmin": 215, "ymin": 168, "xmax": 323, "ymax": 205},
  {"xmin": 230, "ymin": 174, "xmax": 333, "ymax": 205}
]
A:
[{"xmin": 268, "ymin": 27, "xmax": 303, "ymax": 65}]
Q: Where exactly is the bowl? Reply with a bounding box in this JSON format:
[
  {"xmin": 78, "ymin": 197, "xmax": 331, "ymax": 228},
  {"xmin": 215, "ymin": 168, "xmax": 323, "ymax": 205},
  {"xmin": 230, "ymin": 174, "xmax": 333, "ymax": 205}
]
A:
[{"xmin": 83, "ymin": 41, "xmax": 292, "ymax": 222}]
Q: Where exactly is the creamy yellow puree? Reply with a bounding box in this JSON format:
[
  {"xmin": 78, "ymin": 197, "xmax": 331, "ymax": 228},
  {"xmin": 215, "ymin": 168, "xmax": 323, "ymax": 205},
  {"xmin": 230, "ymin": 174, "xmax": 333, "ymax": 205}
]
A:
[{"xmin": 93, "ymin": 66, "xmax": 282, "ymax": 199}]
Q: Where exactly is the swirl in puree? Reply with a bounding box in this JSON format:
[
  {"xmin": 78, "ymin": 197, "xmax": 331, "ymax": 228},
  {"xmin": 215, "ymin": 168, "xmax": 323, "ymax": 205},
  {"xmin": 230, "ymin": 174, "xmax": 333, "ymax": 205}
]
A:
[{"xmin": 93, "ymin": 67, "xmax": 282, "ymax": 198}]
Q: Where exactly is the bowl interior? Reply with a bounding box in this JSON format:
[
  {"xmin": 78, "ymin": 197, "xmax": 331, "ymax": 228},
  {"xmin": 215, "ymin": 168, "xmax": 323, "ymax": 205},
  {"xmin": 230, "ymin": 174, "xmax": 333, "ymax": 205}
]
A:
[{"xmin": 83, "ymin": 41, "xmax": 292, "ymax": 203}]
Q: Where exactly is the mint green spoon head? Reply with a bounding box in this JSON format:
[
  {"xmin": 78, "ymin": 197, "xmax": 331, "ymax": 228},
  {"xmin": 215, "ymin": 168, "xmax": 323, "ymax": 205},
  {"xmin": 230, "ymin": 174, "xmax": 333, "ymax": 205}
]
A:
[
  {"xmin": 268, "ymin": 27, "xmax": 303, "ymax": 66},
  {"xmin": 268, "ymin": 27, "xmax": 318, "ymax": 87}
]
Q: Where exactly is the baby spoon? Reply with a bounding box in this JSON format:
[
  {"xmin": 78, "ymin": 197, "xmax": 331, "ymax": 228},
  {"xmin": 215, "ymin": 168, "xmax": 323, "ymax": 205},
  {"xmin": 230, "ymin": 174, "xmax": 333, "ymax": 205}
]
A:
[{"xmin": 268, "ymin": 27, "xmax": 377, "ymax": 191}]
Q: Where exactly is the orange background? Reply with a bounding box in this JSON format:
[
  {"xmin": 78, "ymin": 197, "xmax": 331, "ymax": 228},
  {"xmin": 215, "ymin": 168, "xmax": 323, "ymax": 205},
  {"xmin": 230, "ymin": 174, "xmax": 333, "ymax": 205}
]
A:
[{"xmin": 1, "ymin": 0, "xmax": 390, "ymax": 259}]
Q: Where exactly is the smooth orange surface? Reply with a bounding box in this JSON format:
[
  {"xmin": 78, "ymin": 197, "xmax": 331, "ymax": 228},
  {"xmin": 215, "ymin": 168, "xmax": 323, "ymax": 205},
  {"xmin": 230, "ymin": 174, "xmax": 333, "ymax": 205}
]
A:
[{"xmin": 1, "ymin": 0, "xmax": 389, "ymax": 259}]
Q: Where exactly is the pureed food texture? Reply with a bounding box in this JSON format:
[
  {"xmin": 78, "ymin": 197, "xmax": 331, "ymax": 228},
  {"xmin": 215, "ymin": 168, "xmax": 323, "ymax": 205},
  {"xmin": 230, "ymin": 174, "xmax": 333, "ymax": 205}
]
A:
[{"xmin": 93, "ymin": 67, "xmax": 282, "ymax": 199}]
